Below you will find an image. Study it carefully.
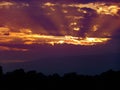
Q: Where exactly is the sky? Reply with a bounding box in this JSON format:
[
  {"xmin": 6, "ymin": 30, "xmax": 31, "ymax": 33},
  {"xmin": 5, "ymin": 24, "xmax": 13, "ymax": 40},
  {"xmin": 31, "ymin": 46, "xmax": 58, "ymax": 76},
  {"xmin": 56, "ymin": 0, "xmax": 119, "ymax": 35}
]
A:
[{"xmin": 0, "ymin": 0, "xmax": 120, "ymax": 75}]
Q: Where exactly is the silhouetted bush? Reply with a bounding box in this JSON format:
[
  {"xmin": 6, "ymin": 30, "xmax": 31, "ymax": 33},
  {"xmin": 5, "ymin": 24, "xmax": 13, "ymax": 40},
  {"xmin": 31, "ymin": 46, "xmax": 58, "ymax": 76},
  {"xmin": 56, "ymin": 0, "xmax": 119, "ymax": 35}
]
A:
[
  {"xmin": 0, "ymin": 66, "xmax": 3, "ymax": 77},
  {"xmin": 0, "ymin": 66, "xmax": 120, "ymax": 90}
]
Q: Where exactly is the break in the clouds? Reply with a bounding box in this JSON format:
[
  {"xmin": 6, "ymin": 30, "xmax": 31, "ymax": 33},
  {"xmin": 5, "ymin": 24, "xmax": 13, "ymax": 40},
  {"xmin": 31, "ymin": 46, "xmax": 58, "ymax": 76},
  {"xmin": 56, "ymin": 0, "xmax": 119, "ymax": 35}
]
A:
[{"xmin": 0, "ymin": 1, "xmax": 120, "ymax": 47}]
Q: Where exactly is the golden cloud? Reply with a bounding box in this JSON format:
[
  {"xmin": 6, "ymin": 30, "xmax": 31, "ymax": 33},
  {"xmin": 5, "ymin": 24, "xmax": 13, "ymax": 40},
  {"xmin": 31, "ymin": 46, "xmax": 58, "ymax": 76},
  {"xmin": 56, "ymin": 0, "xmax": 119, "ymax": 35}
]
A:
[
  {"xmin": 0, "ymin": 27, "xmax": 110, "ymax": 46},
  {"xmin": 0, "ymin": 46, "xmax": 28, "ymax": 51}
]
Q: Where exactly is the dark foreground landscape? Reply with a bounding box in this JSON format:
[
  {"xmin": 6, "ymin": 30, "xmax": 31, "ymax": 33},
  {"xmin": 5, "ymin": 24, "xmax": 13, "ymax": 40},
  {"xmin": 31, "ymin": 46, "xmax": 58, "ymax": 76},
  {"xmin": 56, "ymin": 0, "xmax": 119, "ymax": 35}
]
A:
[{"xmin": 0, "ymin": 66, "xmax": 120, "ymax": 90}]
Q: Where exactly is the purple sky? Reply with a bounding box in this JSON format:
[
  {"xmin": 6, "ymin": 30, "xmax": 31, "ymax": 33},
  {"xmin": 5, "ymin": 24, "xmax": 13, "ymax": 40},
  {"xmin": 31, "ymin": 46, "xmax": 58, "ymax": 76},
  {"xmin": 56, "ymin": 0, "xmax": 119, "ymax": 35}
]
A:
[{"xmin": 0, "ymin": 0, "xmax": 120, "ymax": 75}]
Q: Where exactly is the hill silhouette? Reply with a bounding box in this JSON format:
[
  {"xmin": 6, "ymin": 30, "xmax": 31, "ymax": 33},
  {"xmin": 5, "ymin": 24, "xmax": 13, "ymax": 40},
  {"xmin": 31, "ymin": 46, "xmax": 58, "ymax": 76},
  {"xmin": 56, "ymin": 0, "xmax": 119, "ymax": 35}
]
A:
[{"xmin": 0, "ymin": 66, "xmax": 120, "ymax": 90}]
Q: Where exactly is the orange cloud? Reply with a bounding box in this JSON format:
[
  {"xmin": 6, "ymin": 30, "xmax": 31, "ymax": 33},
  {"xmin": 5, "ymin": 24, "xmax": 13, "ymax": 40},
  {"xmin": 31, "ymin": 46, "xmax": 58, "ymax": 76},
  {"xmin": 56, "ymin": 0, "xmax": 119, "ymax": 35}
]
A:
[
  {"xmin": 0, "ymin": 46, "xmax": 28, "ymax": 51},
  {"xmin": 1, "ymin": 2, "xmax": 119, "ymax": 47},
  {"xmin": 0, "ymin": 1, "xmax": 15, "ymax": 8},
  {"xmin": 0, "ymin": 27, "xmax": 110, "ymax": 46}
]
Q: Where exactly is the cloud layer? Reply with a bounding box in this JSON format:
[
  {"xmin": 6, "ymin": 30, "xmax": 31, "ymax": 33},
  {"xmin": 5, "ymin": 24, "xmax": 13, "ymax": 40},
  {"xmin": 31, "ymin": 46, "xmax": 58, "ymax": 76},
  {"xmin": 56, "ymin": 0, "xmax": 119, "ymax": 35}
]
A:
[
  {"xmin": 0, "ymin": 1, "xmax": 120, "ymax": 36},
  {"xmin": 0, "ymin": 1, "xmax": 120, "ymax": 74}
]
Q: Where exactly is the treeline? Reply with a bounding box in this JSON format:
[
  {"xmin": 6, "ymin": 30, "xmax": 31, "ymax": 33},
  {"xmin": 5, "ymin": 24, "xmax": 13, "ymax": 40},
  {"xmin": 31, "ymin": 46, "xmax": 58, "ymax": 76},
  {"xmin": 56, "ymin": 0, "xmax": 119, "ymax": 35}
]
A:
[{"xmin": 0, "ymin": 66, "xmax": 120, "ymax": 90}]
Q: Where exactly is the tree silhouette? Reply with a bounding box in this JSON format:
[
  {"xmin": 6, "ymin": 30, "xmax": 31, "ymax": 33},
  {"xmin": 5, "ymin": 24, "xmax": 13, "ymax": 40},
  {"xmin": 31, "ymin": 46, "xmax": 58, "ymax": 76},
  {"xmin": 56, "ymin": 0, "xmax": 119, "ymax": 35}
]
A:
[
  {"xmin": 0, "ymin": 66, "xmax": 3, "ymax": 77},
  {"xmin": 0, "ymin": 66, "xmax": 120, "ymax": 90}
]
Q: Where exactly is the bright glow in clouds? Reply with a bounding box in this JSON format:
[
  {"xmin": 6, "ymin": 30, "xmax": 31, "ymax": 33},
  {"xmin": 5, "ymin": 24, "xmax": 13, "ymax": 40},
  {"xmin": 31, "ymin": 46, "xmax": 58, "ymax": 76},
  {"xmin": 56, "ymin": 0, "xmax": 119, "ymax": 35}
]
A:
[
  {"xmin": 0, "ymin": 1, "xmax": 120, "ymax": 51},
  {"xmin": 60, "ymin": 2, "xmax": 120, "ymax": 16},
  {"xmin": 0, "ymin": 1, "xmax": 29, "ymax": 9},
  {"xmin": 0, "ymin": 27, "xmax": 110, "ymax": 46},
  {"xmin": 0, "ymin": 1, "xmax": 14, "ymax": 8},
  {"xmin": 97, "ymin": 5, "xmax": 120, "ymax": 15}
]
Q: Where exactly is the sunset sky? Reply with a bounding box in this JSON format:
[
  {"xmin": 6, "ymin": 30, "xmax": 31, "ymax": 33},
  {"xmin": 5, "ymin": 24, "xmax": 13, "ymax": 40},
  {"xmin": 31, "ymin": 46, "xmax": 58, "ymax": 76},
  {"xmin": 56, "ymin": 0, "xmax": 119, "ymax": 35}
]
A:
[{"xmin": 0, "ymin": 0, "xmax": 120, "ymax": 75}]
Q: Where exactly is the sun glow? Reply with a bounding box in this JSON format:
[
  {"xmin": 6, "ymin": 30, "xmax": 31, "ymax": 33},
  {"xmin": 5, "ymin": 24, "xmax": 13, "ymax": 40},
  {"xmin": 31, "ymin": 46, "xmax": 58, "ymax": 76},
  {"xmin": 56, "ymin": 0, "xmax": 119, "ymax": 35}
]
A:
[
  {"xmin": 0, "ymin": 1, "xmax": 119, "ymax": 48},
  {"xmin": 0, "ymin": 27, "xmax": 110, "ymax": 46},
  {"xmin": 97, "ymin": 5, "xmax": 120, "ymax": 15},
  {"xmin": 62, "ymin": 2, "xmax": 120, "ymax": 16}
]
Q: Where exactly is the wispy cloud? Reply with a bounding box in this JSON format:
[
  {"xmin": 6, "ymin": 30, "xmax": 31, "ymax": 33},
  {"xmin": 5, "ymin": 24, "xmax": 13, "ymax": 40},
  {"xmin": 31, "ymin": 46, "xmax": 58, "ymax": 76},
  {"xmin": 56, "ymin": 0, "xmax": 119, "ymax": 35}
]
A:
[
  {"xmin": 0, "ymin": 1, "xmax": 15, "ymax": 8},
  {"xmin": 0, "ymin": 46, "xmax": 28, "ymax": 51},
  {"xmin": 0, "ymin": 27, "xmax": 110, "ymax": 46},
  {"xmin": 0, "ymin": 59, "xmax": 27, "ymax": 64}
]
